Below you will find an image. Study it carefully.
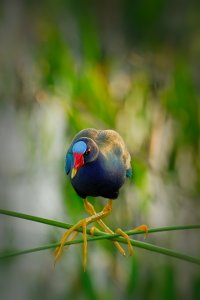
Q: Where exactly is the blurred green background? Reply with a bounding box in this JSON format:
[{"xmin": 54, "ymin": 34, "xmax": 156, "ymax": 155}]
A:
[{"xmin": 0, "ymin": 0, "xmax": 200, "ymax": 299}]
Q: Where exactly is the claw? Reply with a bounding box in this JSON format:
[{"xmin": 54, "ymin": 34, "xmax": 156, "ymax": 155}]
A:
[{"xmin": 133, "ymin": 224, "xmax": 148, "ymax": 239}]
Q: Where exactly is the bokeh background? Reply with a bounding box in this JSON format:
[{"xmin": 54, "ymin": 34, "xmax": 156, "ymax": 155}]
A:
[{"xmin": 0, "ymin": 0, "xmax": 200, "ymax": 299}]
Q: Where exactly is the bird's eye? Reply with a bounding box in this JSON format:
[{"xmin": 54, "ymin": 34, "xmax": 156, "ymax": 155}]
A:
[{"xmin": 84, "ymin": 148, "xmax": 91, "ymax": 156}]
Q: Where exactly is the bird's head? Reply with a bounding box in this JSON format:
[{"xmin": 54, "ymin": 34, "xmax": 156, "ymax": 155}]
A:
[{"xmin": 71, "ymin": 138, "xmax": 99, "ymax": 178}]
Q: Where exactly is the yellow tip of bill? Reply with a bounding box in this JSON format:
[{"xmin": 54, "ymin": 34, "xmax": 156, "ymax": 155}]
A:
[{"xmin": 71, "ymin": 168, "xmax": 77, "ymax": 178}]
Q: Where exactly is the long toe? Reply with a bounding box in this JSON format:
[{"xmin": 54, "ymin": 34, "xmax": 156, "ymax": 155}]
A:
[{"xmin": 116, "ymin": 228, "xmax": 133, "ymax": 256}]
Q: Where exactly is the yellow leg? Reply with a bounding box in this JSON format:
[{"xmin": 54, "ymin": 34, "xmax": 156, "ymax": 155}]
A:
[
  {"xmin": 84, "ymin": 199, "xmax": 148, "ymax": 257},
  {"xmin": 54, "ymin": 199, "xmax": 113, "ymax": 271},
  {"xmin": 84, "ymin": 198, "xmax": 126, "ymax": 256},
  {"xmin": 82, "ymin": 220, "xmax": 87, "ymax": 271}
]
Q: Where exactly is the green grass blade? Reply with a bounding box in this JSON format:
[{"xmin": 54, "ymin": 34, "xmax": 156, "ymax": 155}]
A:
[
  {"xmin": 0, "ymin": 208, "xmax": 200, "ymax": 265},
  {"xmin": 0, "ymin": 208, "xmax": 72, "ymax": 230},
  {"xmin": 1, "ymin": 208, "xmax": 200, "ymax": 235},
  {"xmin": 0, "ymin": 233, "xmax": 200, "ymax": 266}
]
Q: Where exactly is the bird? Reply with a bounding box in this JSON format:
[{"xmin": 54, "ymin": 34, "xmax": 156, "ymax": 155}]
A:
[{"xmin": 54, "ymin": 128, "xmax": 148, "ymax": 270}]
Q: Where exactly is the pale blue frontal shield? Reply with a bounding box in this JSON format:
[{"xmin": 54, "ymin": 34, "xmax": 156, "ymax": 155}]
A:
[{"xmin": 72, "ymin": 141, "xmax": 87, "ymax": 153}]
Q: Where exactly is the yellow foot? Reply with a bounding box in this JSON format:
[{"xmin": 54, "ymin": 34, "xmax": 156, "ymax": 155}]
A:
[
  {"xmin": 116, "ymin": 228, "xmax": 133, "ymax": 256},
  {"xmin": 115, "ymin": 225, "xmax": 148, "ymax": 256},
  {"xmin": 90, "ymin": 226, "xmax": 126, "ymax": 256},
  {"xmin": 54, "ymin": 199, "xmax": 114, "ymax": 271},
  {"xmin": 133, "ymin": 224, "xmax": 148, "ymax": 239},
  {"xmin": 54, "ymin": 219, "xmax": 87, "ymax": 271}
]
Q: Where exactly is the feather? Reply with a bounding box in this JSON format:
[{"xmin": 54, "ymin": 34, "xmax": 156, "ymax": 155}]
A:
[
  {"xmin": 65, "ymin": 153, "xmax": 73, "ymax": 174},
  {"xmin": 126, "ymin": 168, "xmax": 133, "ymax": 178}
]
